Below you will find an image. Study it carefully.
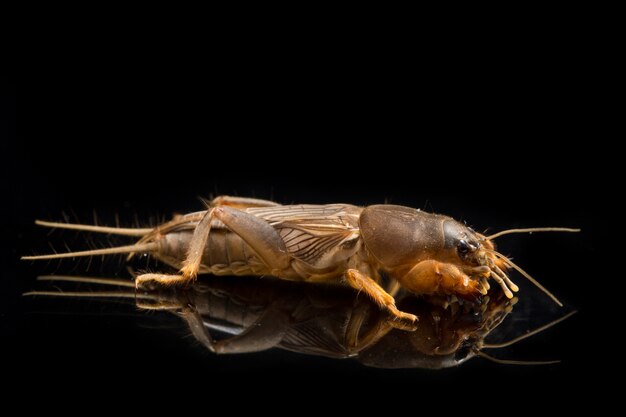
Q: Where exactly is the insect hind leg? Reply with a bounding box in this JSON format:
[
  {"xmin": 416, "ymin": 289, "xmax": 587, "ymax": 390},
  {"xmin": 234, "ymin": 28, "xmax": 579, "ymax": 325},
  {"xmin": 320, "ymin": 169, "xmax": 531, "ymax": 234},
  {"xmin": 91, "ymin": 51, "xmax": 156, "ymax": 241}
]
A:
[
  {"xmin": 209, "ymin": 195, "xmax": 281, "ymax": 209},
  {"xmin": 135, "ymin": 206, "xmax": 292, "ymax": 289},
  {"xmin": 136, "ymin": 208, "xmax": 217, "ymax": 289}
]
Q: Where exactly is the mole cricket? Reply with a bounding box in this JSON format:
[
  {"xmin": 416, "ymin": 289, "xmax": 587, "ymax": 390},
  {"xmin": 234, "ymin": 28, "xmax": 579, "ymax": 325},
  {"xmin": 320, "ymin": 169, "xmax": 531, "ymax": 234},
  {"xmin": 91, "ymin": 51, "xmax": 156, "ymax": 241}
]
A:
[{"xmin": 23, "ymin": 196, "xmax": 579, "ymax": 329}]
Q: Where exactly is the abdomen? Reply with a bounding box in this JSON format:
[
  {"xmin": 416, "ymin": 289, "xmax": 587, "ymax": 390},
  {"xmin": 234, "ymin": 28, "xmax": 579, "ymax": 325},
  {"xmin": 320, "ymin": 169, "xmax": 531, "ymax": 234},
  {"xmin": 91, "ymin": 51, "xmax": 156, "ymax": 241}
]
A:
[{"xmin": 156, "ymin": 228, "xmax": 269, "ymax": 276}]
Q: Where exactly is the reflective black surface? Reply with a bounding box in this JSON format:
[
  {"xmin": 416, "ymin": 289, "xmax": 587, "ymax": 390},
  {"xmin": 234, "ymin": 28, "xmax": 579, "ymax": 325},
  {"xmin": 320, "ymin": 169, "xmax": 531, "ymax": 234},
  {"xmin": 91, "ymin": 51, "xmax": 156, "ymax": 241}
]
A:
[
  {"xmin": 7, "ymin": 181, "xmax": 593, "ymax": 385},
  {"xmin": 24, "ymin": 273, "xmax": 566, "ymax": 370},
  {"xmin": 2, "ymin": 74, "xmax": 603, "ymax": 404}
]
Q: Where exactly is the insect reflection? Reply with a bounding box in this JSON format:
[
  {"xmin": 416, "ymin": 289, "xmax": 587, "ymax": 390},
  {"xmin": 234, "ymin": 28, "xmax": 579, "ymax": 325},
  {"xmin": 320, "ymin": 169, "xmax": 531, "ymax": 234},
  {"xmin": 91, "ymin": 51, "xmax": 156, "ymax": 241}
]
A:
[{"xmin": 27, "ymin": 275, "xmax": 572, "ymax": 369}]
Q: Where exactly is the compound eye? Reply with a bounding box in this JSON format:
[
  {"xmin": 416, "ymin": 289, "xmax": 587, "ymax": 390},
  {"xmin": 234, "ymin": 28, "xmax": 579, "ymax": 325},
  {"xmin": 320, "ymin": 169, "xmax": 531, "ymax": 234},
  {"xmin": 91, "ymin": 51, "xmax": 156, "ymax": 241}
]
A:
[
  {"xmin": 457, "ymin": 239, "xmax": 470, "ymax": 255},
  {"xmin": 455, "ymin": 343, "xmax": 473, "ymax": 362}
]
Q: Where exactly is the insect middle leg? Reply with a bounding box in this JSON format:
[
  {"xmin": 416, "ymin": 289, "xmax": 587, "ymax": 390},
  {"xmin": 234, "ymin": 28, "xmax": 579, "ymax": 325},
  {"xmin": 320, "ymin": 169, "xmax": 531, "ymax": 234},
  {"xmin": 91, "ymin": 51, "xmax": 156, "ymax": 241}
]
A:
[
  {"xmin": 344, "ymin": 269, "xmax": 418, "ymax": 330},
  {"xmin": 135, "ymin": 207, "xmax": 292, "ymax": 289}
]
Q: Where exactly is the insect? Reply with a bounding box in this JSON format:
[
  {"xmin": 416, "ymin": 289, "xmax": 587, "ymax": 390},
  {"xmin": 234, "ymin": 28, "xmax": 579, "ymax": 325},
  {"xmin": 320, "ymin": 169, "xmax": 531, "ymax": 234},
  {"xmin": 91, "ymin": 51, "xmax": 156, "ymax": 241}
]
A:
[{"xmin": 23, "ymin": 196, "xmax": 578, "ymax": 329}]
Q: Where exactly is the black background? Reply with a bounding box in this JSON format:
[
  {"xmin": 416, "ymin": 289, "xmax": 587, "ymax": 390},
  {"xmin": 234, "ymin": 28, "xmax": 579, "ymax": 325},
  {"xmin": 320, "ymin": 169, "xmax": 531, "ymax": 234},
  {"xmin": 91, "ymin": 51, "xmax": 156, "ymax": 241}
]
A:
[{"xmin": 1, "ymin": 48, "xmax": 606, "ymax": 407}]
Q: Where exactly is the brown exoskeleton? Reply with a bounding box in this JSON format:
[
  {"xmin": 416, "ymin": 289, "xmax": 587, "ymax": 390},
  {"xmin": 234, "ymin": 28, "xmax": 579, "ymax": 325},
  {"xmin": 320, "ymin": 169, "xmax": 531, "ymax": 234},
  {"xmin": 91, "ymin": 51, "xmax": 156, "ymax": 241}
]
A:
[{"xmin": 23, "ymin": 196, "xmax": 578, "ymax": 329}]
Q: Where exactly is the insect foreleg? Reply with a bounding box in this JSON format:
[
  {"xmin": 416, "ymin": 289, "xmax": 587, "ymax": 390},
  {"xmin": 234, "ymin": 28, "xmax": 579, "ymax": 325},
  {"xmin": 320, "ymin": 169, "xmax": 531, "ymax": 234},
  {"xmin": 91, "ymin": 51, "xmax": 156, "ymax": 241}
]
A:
[{"xmin": 400, "ymin": 260, "xmax": 483, "ymax": 301}]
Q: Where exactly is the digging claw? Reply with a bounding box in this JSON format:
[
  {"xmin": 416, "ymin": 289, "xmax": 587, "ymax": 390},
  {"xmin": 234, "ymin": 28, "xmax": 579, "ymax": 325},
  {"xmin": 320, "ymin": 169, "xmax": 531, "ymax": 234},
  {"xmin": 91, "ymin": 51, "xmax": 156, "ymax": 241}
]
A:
[{"xmin": 454, "ymin": 279, "xmax": 484, "ymax": 303}]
